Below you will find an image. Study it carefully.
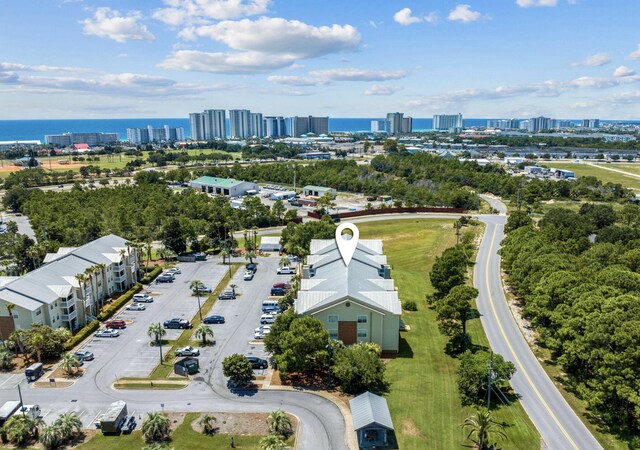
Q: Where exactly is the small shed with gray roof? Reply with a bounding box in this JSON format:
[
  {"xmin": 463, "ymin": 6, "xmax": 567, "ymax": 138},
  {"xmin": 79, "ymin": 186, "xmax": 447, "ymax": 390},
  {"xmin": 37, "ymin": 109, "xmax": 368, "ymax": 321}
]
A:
[
  {"xmin": 350, "ymin": 391, "xmax": 397, "ymax": 449},
  {"xmin": 190, "ymin": 176, "xmax": 259, "ymax": 198},
  {"xmin": 259, "ymin": 236, "xmax": 282, "ymax": 253}
]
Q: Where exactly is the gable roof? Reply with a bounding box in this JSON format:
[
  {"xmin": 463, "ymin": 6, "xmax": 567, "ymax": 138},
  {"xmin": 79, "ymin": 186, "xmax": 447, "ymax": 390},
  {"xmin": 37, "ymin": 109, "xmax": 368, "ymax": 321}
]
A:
[
  {"xmin": 350, "ymin": 392, "xmax": 394, "ymax": 431},
  {"xmin": 190, "ymin": 176, "xmax": 244, "ymax": 188}
]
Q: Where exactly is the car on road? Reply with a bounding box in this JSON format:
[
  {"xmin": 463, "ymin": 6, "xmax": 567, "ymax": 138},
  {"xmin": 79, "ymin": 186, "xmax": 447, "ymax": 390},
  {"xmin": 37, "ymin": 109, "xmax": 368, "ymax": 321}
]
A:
[
  {"xmin": 75, "ymin": 350, "xmax": 95, "ymax": 361},
  {"xmin": 254, "ymin": 329, "xmax": 271, "ymax": 339},
  {"xmin": 156, "ymin": 275, "xmax": 174, "ymax": 283},
  {"xmin": 260, "ymin": 314, "xmax": 276, "ymax": 325},
  {"xmin": 243, "ymin": 271, "xmax": 254, "ymax": 281},
  {"xmin": 270, "ymin": 287, "xmax": 287, "ymax": 296},
  {"xmin": 218, "ymin": 289, "xmax": 236, "ymax": 300},
  {"xmin": 95, "ymin": 329, "xmax": 120, "ymax": 338},
  {"xmin": 57, "ymin": 184, "xmax": 64, "ymax": 189},
  {"xmin": 175, "ymin": 346, "xmax": 200, "ymax": 357},
  {"xmin": 191, "ymin": 285, "xmax": 212, "ymax": 294},
  {"xmin": 126, "ymin": 303, "xmax": 146, "ymax": 311},
  {"xmin": 246, "ymin": 356, "xmax": 268, "ymax": 369},
  {"xmin": 132, "ymin": 294, "xmax": 154, "ymax": 303},
  {"xmin": 105, "ymin": 319, "xmax": 126, "ymax": 329},
  {"xmin": 246, "ymin": 263, "xmax": 257, "ymax": 273},
  {"xmin": 277, "ymin": 266, "xmax": 296, "ymax": 275},
  {"xmin": 163, "ymin": 318, "xmax": 192, "ymax": 329},
  {"xmin": 262, "ymin": 305, "xmax": 282, "ymax": 314},
  {"xmin": 203, "ymin": 315, "xmax": 225, "ymax": 324},
  {"xmin": 166, "ymin": 268, "xmax": 181, "ymax": 275}
]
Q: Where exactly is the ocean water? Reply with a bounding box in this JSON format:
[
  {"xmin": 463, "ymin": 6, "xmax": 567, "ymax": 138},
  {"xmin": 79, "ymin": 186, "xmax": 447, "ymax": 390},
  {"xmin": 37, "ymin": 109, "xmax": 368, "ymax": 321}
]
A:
[{"xmin": 0, "ymin": 118, "xmax": 493, "ymax": 142}]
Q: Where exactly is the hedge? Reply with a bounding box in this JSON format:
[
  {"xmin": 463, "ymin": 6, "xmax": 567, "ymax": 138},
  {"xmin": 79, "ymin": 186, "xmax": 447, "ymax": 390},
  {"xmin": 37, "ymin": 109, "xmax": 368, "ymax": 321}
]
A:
[
  {"xmin": 64, "ymin": 320, "xmax": 99, "ymax": 350},
  {"xmin": 140, "ymin": 265, "xmax": 162, "ymax": 285},
  {"xmin": 97, "ymin": 283, "xmax": 143, "ymax": 321}
]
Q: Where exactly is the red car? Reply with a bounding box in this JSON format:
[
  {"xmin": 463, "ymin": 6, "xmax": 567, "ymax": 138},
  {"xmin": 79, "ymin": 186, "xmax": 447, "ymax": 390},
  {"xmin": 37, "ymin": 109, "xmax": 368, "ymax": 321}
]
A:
[
  {"xmin": 105, "ymin": 319, "xmax": 126, "ymax": 329},
  {"xmin": 272, "ymin": 282, "xmax": 291, "ymax": 290}
]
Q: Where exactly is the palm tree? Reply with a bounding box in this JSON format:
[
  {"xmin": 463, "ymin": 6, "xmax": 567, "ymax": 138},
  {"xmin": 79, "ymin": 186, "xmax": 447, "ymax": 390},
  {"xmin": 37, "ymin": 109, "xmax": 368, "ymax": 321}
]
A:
[
  {"xmin": 245, "ymin": 251, "xmax": 256, "ymax": 264},
  {"xmin": 199, "ymin": 414, "xmax": 217, "ymax": 435},
  {"xmin": 60, "ymin": 353, "xmax": 80, "ymax": 376},
  {"xmin": 279, "ymin": 257, "xmax": 290, "ymax": 268},
  {"xmin": 148, "ymin": 323, "xmax": 166, "ymax": 364},
  {"xmin": 5, "ymin": 303, "xmax": 16, "ymax": 337},
  {"xmin": 267, "ymin": 410, "xmax": 292, "ymax": 438},
  {"xmin": 142, "ymin": 412, "xmax": 171, "ymax": 443},
  {"xmin": 4, "ymin": 414, "xmax": 42, "ymax": 446},
  {"xmin": 74, "ymin": 273, "xmax": 89, "ymax": 316},
  {"xmin": 0, "ymin": 347, "xmax": 12, "ymax": 370},
  {"xmin": 39, "ymin": 423, "xmax": 62, "ymax": 450},
  {"xmin": 54, "ymin": 412, "xmax": 82, "ymax": 440},
  {"xmin": 459, "ymin": 408, "xmax": 507, "ymax": 450},
  {"xmin": 189, "ymin": 280, "xmax": 205, "ymax": 321},
  {"xmin": 194, "ymin": 324, "xmax": 214, "ymax": 346},
  {"xmin": 93, "ymin": 263, "xmax": 107, "ymax": 309},
  {"xmin": 258, "ymin": 434, "xmax": 287, "ymax": 450},
  {"xmin": 230, "ymin": 284, "xmax": 237, "ymax": 296},
  {"xmin": 145, "ymin": 241, "xmax": 153, "ymax": 268},
  {"xmin": 8, "ymin": 329, "xmax": 26, "ymax": 355}
]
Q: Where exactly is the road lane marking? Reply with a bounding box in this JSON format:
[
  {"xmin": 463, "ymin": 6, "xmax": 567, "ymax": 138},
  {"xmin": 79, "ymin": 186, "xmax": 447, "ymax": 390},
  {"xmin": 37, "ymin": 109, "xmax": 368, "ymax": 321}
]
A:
[
  {"xmin": 484, "ymin": 225, "xmax": 579, "ymax": 450},
  {"xmin": 0, "ymin": 374, "xmax": 18, "ymax": 388}
]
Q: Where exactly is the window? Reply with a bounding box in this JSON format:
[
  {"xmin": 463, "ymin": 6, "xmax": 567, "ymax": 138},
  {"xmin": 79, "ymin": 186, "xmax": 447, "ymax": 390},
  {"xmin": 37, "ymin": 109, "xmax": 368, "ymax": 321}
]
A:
[
  {"xmin": 35, "ymin": 310, "xmax": 41, "ymax": 316},
  {"xmin": 12, "ymin": 313, "xmax": 18, "ymax": 319},
  {"xmin": 357, "ymin": 315, "xmax": 367, "ymax": 324},
  {"xmin": 357, "ymin": 330, "xmax": 368, "ymax": 339},
  {"xmin": 328, "ymin": 315, "xmax": 338, "ymax": 324},
  {"xmin": 329, "ymin": 330, "xmax": 339, "ymax": 340},
  {"xmin": 67, "ymin": 294, "xmax": 73, "ymax": 301},
  {"xmin": 50, "ymin": 305, "xmax": 54, "ymax": 310}
]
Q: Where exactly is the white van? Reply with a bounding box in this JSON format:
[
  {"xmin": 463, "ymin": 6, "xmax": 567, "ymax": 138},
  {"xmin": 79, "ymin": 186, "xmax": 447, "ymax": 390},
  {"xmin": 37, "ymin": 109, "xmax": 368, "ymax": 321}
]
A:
[
  {"xmin": 260, "ymin": 314, "xmax": 276, "ymax": 325},
  {"xmin": 262, "ymin": 300, "xmax": 279, "ymax": 309}
]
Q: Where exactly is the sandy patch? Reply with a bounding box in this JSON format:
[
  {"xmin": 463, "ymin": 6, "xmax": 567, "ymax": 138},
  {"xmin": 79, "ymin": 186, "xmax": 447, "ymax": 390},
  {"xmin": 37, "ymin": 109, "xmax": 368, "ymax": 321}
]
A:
[
  {"xmin": 401, "ymin": 418, "xmax": 424, "ymax": 437},
  {"xmin": 190, "ymin": 412, "xmax": 297, "ymax": 436}
]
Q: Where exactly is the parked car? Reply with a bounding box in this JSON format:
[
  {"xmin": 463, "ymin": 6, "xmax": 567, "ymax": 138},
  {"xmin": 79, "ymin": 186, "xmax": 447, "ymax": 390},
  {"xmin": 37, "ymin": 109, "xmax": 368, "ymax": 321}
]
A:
[
  {"xmin": 270, "ymin": 287, "xmax": 287, "ymax": 296},
  {"xmin": 246, "ymin": 356, "xmax": 268, "ymax": 369},
  {"xmin": 166, "ymin": 268, "xmax": 181, "ymax": 275},
  {"xmin": 218, "ymin": 289, "xmax": 236, "ymax": 300},
  {"xmin": 243, "ymin": 271, "xmax": 254, "ymax": 281},
  {"xmin": 254, "ymin": 329, "xmax": 271, "ymax": 339},
  {"xmin": 95, "ymin": 329, "xmax": 120, "ymax": 338},
  {"xmin": 277, "ymin": 267, "xmax": 295, "ymax": 275},
  {"xmin": 132, "ymin": 294, "xmax": 153, "ymax": 303},
  {"xmin": 245, "ymin": 263, "xmax": 257, "ymax": 273},
  {"xmin": 203, "ymin": 315, "xmax": 225, "ymax": 324},
  {"xmin": 75, "ymin": 350, "xmax": 95, "ymax": 361},
  {"xmin": 175, "ymin": 346, "xmax": 200, "ymax": 357},
  {"xmin": 260, "ymin": 314, "xmax": 276, "ymax": 325},
  {"xmin": 156, "ymin": 275, "xmax": 174, "ymax": 283},
  {"xmin": 105, "ymin": 319, "xmax": 126, "ymax": 329},
  {"xmin": 287, "ymin": 255, "xmax": 300, "ymax": 264},
  {"xmin": 162, "ymin": 272, "xmax": 176, "ymax": 279},
  {"xmin": 163, "ymin": 318, "xmax": 192, "ymax": 329},
  {"xmin": 126, "ymin": 303, "xmax": 146, "ymax": 311},
  {"xmin": 272, "ymin": 282, "xmax": 291, "ymax": 290},
  {"xmin": 262, "ymin": 305, "xmax": 282, "ymax": 314},
  {"xmin": 255, "ymin": 325, "xmax": 272, "ymax": 333},
  {"xmin": 191, "ymin": 285, "xmax": 212, "ymax": 294}
]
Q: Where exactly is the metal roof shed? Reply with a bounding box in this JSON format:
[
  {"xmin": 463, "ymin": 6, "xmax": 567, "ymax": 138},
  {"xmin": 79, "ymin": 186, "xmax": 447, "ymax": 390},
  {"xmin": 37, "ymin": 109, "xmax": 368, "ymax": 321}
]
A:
[{"xmin": 350, "ymin": 392, "xmax": 397, "ymax": 449}]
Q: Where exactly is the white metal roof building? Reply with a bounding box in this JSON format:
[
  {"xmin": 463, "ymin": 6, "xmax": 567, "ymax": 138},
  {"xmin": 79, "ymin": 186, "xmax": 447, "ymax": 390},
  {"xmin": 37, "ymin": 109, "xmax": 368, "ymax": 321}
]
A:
[
  {"xmin": 259, "ymin": 236, "xmax": 282, "ymax": 253},
  {"xmin": 294, "ymin": 237, "xmax": 401, "ymax": 352},
  {"xmin": 350, "ymin": 391, "xmax": 396, "ymax": 449},
  {"xmin": 190, "ymin": 176, "xmax": 259, "ymax": 198}
]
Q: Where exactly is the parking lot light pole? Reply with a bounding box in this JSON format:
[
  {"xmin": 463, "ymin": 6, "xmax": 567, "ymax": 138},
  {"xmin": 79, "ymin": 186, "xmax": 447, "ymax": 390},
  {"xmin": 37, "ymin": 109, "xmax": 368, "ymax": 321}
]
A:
[{"xmin": 196, "ymin": 292, "xmax": 203, "ymax": 321}]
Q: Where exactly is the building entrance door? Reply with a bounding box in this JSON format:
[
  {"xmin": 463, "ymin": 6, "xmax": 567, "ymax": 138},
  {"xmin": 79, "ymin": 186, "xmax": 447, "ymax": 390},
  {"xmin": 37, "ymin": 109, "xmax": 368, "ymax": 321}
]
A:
[{"xmin": 338, "ymin": 321, "xmax": 357, "ymax": 345}]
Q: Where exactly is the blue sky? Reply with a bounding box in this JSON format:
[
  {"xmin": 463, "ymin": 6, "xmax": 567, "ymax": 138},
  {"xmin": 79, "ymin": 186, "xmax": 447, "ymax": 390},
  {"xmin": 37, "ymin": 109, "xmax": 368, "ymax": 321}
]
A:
[{"xmin": 1, "ymin": 0, "xmax": 639, "ymax": 119}]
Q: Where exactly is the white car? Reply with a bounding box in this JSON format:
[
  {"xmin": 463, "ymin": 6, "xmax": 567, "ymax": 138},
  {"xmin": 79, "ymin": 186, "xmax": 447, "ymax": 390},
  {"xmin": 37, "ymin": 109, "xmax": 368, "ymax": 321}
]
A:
[
  {"xmin": 126, "ymin": 303, "xmax": 146, "ymax": 311},
  {"xmin": 243, "ymin": 271, "xmax": 254, "ymax": 281},
  {"xmin": 255, "ymin": 325, "xmax": 272, "ymax": 334},
  {"xmin": 133, "ymin": 294, "xmax": 154, "ymax": 303},
  {"xmin": 277, "ymin": 267, "xmax": 296, "ymax": 275},
  {"xmin": 175, "ymin": 346, "xmax": 200, "ymax": 357},
  {"xmin": 254, "ymin": 329, "xmax": 271, "ymax": 339},
  {"xmin": 95, "ymin": 329, "xmax": 119, "ymax": 338},
  {"xmin": 166, "ymin": 268, "xmax": 181, "ymax": 275},
  {"xmin": 260, "ymin": 314, "xmax": 276, "ymax": 325}
]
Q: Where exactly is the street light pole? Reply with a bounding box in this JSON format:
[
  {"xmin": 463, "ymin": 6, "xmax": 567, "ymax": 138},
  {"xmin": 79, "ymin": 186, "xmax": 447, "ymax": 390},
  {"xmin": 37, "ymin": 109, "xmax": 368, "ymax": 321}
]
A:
[{"xmin": 17, "ymin": 384, "xmax": 25, "ymax": 416}]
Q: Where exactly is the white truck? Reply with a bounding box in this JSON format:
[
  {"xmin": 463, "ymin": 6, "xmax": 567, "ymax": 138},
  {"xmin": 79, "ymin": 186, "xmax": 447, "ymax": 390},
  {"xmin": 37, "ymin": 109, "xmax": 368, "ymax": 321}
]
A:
[{"xmin": 18, "ymin": 405, "xmax": 41, "ymax": 419}]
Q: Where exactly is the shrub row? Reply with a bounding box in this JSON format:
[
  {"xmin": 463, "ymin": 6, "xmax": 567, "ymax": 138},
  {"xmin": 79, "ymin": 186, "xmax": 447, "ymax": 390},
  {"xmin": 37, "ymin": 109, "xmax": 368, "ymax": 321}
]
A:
[
  {"xmin": 64, "ymin": 320, "xmax": 99, "ymax": 350},
  {"xmin": 140, "ymin": 265, "xmax": 162, "ymax": 285},
  {"xmin": 97, "ymin": 283, "xmax": 142, "ymax": 321}
]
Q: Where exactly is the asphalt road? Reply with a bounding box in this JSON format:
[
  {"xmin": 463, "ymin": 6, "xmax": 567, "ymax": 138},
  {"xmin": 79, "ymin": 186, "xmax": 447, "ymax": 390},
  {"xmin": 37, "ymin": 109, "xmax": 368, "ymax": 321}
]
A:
[{"xmin": 475, "ymin": 195, "xmax": 602, "ymax": 450}]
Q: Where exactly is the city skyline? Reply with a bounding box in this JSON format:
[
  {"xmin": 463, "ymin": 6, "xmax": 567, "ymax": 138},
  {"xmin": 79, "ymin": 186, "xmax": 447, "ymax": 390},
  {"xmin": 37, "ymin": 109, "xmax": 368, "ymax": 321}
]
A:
[{"xmin": 1, "ymin": 1, "xmax": 640, "ymax": 120}]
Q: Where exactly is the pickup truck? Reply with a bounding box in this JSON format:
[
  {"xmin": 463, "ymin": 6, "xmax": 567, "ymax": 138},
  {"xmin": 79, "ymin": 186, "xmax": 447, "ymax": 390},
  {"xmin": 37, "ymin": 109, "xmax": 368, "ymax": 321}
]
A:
[
  {"xmin": 175, "ymin": 346, "xmax": 200, "ymax": 357},
  {"xmin": 163, "ymin": 318, "xmax": 192, "ymax": 329}
]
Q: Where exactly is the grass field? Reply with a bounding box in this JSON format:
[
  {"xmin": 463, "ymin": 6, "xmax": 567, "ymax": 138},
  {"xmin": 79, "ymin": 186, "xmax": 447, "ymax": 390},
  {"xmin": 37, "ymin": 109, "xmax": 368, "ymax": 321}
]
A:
[
  {"xmin": 357, "ymin": 219, "xmax": 540, "ymax": 450},
  {"xmin": 549, "ymin": 162, "xmax": 640, "ymax": 190},
  {"xmin": 77, "ymin": 412, "xmax": 292, "ymax": 449}
]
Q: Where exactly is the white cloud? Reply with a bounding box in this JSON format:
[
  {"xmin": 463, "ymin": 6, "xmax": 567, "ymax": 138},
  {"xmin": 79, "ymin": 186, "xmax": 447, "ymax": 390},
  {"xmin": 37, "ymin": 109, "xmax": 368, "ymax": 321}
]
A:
[
  {"xmin": 393, "ymin": 8, "xmax": 438, "ymax": 26},
  {"xmin": 364, "ymin": 84, "xmax": 402, "ymax": 96},
  {"xmin": 572, "ymin": 53, "xmax": 610, "ymax": 67},
  {"xmin": 613, "ymin": 66, "xmax": 635, "ymax": 77},
  {"xmin": 629, "ymin": 44, "xmax": 640, "ymax": 60},
  {"xmin": 152, "ymin": 0, "xmax": 270, "ymax": 26},
  {"xmin": 180, "ymin": 17, "xmax": 360, "ymax": 59},
  {"xmin": 0, "ymin": 62, "xmax": 93, "ymax": 73},
  {"xmin": 158, "ymin": 49, "xmax": 295, "ymax": 74},
  {"xmin": 369, "ymin": 20, "xmax": 383, "ymax": 28},
  {"xmin": 448, "ymin": 4, "xmax": 484, "ymax": 23},
  {"xmin": 266, "ymin": 75, "xmax": 329, "ymax": 87},
  {"xmin": 516, "ymin": 0, "xmax": 558, "ymax": 7},
  {"xmin": 81, "ymin": 7, "xmax": 155, "ymax": 43},
  {"xmin": 308, "ymin": 68, "xmax": 407, "ymax": 81}
]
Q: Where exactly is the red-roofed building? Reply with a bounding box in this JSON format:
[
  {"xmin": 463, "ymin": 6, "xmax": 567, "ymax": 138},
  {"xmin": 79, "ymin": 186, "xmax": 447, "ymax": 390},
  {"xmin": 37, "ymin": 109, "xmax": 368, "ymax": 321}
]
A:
[{"xmin": 73, "ymin": 143, "xmax": 90, "ymax": 151}]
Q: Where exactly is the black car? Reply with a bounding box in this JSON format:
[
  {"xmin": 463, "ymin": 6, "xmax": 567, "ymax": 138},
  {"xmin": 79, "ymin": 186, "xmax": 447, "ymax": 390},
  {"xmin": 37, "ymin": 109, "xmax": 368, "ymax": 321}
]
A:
[
  {"xmin": 156, "ymin": 275, "xmax": 174, "ymax": 283},
  {"xmin": 246, "ymin": 356, "xmax": 268, "ymax": 369},
  {"xmin": 270, "ymin": 287, "xmax": 286, "ymax": 296},
  {"xmin": 203, "ymin": 315, "xmax": 225, "ymax": 324},
  {"xmin": 246, "ymin": 263, "xmax": 257, "ymax": 273}
]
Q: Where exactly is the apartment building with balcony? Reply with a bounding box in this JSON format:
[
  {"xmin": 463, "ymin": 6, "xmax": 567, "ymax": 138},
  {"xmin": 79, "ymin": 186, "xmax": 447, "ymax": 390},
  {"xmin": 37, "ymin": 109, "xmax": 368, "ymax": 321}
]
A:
[{"xmin": 0, "ymin": 235, "xmax": 139, "ymax": 337}]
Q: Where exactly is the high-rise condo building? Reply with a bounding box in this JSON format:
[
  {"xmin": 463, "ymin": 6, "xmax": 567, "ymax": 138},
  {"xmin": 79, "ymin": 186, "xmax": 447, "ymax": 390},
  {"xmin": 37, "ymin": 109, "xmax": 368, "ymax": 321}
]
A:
[
  {"xmin": 189, "ymin": 113, "xmax": 206, "ymax": 140},
  {"xmin": 433, "ymin": 114, "xmax": 463, "ymax": 132},
  {"xmin": 487, "ymin": 119, "xmax": 520, "ymax": 130},
  {"xmin": 402, "ymin": 116, "xmax": 413, "ymax": 133},
  {"xmin": 250, "ymin": 113, "xmax": 264, "ymax": 138},
  {"xmin": 127, "ymin": 125, "xmax": 184, "ymax": 144},
  {"xmin": 371, "ymin": 120, "xmax": 387, "ymax": 133},
  {"xmin": 45, "ymin": 132, "xmax": 118, "ymax": 146},
  {"xmin": 528, "ymin": 116, "xmax": 551, "ymax": 132},
  {"xmin": 386, "ymin": 112, "xmax": 404, "ymax": 134},
  {"xmin": 289, "ymin": 116, "xmax": 330, "ymax": 137},
  {"xmin": 264, "ymin": 117, "xmax": 288, "ymax": 137},
  {"xmin": 203, "ymin": 109, "xmax": 226, "ymax": 139},
  {"xmin": 582, "ymin": 119, "xmax": 600, "ymax": 128},
  {"xmin": 229, "ymin": 109, "xmax": 252, "ymax": 139}
]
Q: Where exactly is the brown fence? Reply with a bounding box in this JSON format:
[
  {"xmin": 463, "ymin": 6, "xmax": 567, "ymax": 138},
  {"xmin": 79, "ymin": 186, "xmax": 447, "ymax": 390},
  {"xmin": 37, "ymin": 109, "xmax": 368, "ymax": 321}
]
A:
[{"xmin": 307, "ymin": 207, "xmax": 466, "ymax": 220}]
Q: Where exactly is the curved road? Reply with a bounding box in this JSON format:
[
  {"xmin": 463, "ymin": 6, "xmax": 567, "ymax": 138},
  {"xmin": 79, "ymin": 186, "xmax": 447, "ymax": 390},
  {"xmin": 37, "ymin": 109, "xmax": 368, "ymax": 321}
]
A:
[{"xmin": 476, "ymin": 195, "xmax": 601, "ymax": 450}]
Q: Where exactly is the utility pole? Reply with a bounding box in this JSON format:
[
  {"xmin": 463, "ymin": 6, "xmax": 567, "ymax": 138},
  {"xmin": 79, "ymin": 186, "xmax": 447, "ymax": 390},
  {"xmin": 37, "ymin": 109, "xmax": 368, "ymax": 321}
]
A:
[
  {"xmin": 17, "ymin": 384, "xmax": 25, "ymax": 416},
  {"xmin": 487, "ymin": 351, "xmax": 494, "ymax": 409}
]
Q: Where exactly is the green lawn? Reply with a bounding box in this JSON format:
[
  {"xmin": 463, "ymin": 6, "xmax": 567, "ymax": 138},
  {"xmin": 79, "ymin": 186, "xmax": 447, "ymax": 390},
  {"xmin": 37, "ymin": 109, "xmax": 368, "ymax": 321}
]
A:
[
  {"xmin": 357, "ymin": 219, "xmax": 539, "ymax": 450},
  {"xmin": 548, "ymin": 162, "xmax": 640, "ymax": 190},
  {"xmin": 77, "ymin": 413, "xmax": 291, "ymax": 449},
  {"xmin": 597, "ymin": 163, "xmax": 640, "ymax": 176}
]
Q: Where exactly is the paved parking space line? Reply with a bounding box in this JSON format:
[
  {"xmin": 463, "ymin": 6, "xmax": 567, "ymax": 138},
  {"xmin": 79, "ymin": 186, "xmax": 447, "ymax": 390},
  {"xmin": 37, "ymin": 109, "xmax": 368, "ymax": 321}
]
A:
[{"xmin": 0, "ymin": 374, "xmax": 18, "ymax": 388}]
